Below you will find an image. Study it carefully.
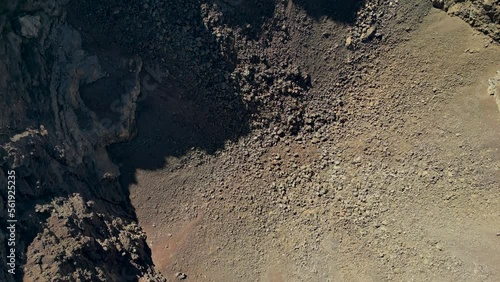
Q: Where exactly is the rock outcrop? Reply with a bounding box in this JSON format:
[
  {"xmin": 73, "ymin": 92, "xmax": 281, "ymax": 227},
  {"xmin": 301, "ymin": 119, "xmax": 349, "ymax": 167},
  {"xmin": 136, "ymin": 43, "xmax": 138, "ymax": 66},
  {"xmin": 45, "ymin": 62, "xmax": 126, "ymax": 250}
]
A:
[
  {"xmin": 437, "ymin": 0, "xmax": 500, "ymax": 42},
  {"xmin": 0, "ymin": 0, "xmax": 164, "ymax": 281}
]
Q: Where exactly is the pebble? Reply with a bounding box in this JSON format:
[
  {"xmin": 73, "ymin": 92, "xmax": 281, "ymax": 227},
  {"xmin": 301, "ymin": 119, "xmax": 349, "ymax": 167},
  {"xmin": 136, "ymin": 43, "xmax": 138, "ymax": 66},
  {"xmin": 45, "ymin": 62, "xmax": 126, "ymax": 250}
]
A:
[
  {"xmin": 175, "ymin": 272, "xmax": 187, "ymax": 280},
  {"xmin": 435, "ymin": 243, "xmax": 443, "ymax": 251},
  {"xmin": 345, "ymin": 36, "xmax": 353, "ymax": 48}
]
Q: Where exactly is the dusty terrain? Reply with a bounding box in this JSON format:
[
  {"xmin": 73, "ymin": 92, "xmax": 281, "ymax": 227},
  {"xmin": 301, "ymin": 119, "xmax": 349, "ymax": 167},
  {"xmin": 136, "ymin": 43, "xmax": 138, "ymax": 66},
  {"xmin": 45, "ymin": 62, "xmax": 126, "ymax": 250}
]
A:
[
  {"xmin": 1, "ymin": 0, "xmax": 500, "ymax": 281},
  {"xmin": 118, "ymin": 5, "xmax": 500, "ymax": 282}
]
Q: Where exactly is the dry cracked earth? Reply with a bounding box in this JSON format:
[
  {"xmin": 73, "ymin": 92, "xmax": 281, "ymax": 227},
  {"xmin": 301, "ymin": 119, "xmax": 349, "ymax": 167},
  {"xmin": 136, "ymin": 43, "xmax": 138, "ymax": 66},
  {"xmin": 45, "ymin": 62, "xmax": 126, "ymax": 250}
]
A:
[{"xmin": 1, "ymin": 0, "xmax": 500, "ymax": 281}]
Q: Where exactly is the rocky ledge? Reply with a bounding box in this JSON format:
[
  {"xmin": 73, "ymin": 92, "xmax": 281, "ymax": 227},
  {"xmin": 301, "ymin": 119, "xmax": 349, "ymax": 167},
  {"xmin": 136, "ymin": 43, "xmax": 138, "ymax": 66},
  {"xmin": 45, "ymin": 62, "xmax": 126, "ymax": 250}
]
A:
[{"xmin": 0, "ymin": 0, "xmax": 164, "ymax": 281}]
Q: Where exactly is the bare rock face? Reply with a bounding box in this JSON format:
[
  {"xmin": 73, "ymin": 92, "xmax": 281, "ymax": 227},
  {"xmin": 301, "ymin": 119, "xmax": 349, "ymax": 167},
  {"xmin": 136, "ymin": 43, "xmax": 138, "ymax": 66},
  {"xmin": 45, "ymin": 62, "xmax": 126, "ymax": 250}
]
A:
[
  {"xmin": 439, "ymin": 0, "xmax": 500, "ymax": 42},
  {"xmin": 0, "ymin": 1, "xmax": 164, "ymax": 281}
]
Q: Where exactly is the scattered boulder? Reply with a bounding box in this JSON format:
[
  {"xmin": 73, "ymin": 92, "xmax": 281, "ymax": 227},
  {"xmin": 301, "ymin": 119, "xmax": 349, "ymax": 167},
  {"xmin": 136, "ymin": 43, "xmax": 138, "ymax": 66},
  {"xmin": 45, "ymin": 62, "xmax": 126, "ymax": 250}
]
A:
[
  {"xmin": 19, "ymin": 15, "xmax": 42, "ymax": 38},
  {"xmin": 360, "ymin": 26, "xmax": 377, "ymax": 42},
  {"xmin": 432, "ymin": 0, "xmax": 444, "ymax": 9}
]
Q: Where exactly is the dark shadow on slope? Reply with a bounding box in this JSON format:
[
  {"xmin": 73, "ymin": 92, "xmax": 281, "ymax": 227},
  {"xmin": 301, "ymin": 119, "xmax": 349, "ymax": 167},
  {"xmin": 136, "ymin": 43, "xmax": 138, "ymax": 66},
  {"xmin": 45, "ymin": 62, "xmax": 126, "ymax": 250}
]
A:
[
  {"xmin": 209, "ymin": 0, "xmax": 276, "ymax": 39},
  {"xmin": 67, "ymin": 0, "xmax": 250, "ymax": 192},
  {"xmin": 293, "ymin": 0, "xmax": 365, "ymax": 23}
]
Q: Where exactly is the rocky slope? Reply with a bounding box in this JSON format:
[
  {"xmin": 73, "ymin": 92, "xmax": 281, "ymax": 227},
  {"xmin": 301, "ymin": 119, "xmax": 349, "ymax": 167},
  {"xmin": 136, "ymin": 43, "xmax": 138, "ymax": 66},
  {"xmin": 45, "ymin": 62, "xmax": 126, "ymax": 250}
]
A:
[{"xmin": 0, "ymin": 0, "xmax": 499, "ymax": 281}]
